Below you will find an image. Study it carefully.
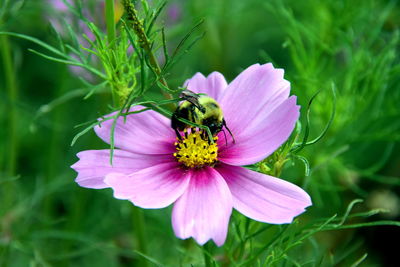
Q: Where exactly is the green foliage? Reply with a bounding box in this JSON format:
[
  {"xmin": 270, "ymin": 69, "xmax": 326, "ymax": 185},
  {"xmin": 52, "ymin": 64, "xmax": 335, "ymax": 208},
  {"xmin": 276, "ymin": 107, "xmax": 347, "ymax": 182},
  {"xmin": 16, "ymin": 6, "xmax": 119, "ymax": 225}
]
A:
[{"xmin": 0, "ymin": 0, "xmax": 399, "ymax": 266}]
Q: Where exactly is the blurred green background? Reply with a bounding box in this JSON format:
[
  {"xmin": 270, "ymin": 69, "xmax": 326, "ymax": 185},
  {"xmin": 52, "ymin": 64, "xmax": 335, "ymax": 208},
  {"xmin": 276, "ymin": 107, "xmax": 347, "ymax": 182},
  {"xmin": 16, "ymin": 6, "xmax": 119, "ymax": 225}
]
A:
[{"xmin": 1, "ymin": 0, "xmax": 399, "ymax": 266}]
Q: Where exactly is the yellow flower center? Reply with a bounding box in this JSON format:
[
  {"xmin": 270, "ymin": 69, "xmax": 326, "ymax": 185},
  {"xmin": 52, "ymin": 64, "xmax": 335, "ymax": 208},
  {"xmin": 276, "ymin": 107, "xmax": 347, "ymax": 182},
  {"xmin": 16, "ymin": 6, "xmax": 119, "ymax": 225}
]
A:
[{"xmin": 173, "ymin": 129, "xmax": 218, "ymax": 168}]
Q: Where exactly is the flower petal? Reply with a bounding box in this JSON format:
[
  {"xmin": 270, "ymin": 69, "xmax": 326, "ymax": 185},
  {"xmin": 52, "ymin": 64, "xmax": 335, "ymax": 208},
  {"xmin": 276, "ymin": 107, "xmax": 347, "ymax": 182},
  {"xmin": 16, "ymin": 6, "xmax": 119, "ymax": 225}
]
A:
[
  {"xmin": 217, "ymin": 164, "xmax": 311, "ymax": 224},
  {"xmin": 220, "ymin": 63, "xmax": 290, "ymax": 136},
  {"xmin": 94, "ymin": 107, "xmax": 176, "ymax": 154},
  {"xmin": 104, "ymin": 162, "xmax": 190, "ymax": 209},
  {"xmin": 184, "ymin": 72, "xmax": 228, "ymax": 101},
  {"xmin": 172, "ymin": 167, "xmax": 232, "ymax": 246},
  {"xmin": 71, "ymin": 149, "xmax": 171, "ymax": 189},
  {"xmin": 219, "ymin": 96, "xmax": 300, "ymax": 166}
]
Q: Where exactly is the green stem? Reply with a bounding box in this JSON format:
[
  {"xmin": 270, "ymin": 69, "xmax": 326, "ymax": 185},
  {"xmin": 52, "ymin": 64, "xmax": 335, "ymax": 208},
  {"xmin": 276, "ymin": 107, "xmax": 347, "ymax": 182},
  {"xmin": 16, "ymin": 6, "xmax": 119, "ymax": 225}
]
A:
[
  {"xmin": 132, "ymin": 206, "xmax": 149, "ymax": 267},
  {"xmin": 105, "ymin": 0, "xmax": 116, "ymax": 47},
  {"xmin": 106, "ymin": 5, "xmax": 148, "ymax": 256},
  {"xmin": 111, "ymin": 84, "xmax": 120, "ymax": 107},
  {"xmin": 1, "ymin": 35, "xmax": 18, "ymax": 177},
  {"xmin": 203, "ymin": 242, "xmax": 213, "ymax": 267},
  {"xmin": 44, "ymin": 65, "xmax": 68, "ymax": 215},
  {"xmin": 104, "ymin": 0, "xmax": 119, "ymax": 107}
]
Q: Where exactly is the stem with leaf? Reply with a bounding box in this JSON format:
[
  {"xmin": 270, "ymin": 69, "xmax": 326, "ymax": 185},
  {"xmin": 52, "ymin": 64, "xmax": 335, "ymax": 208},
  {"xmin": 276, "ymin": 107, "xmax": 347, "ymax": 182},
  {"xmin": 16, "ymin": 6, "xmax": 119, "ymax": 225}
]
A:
[{"xmin": 122, "ymin": 0, "xmax": 172, "ymax": 100}]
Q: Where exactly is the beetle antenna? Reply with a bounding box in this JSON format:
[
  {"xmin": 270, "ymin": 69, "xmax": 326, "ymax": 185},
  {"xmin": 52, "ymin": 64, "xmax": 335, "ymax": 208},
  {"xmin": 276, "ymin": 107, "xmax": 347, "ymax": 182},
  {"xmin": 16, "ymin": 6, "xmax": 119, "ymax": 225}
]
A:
[
  {"xmin": 222, "ymin": 129, "xmax": 228, "ymax": 146},
  {"xmin": 223, "ymin": 119, "xmax": 235, "ymax": 144}
]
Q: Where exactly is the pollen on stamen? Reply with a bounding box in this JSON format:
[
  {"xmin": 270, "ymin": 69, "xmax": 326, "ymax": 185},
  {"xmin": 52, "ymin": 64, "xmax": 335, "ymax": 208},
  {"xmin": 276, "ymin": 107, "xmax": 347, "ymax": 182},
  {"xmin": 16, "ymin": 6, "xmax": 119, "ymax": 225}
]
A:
[{"xmin": 174, "ymin": 128, "xmax": 218, "ymax": 168}]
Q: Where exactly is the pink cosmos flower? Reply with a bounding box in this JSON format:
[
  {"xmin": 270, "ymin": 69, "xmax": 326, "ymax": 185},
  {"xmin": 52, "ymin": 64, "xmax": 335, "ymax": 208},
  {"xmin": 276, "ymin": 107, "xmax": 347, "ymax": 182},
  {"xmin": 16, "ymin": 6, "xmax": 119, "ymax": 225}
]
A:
[{"xmin": 71, "ymin": 63, "xmax": 312, "ymax": 246}]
